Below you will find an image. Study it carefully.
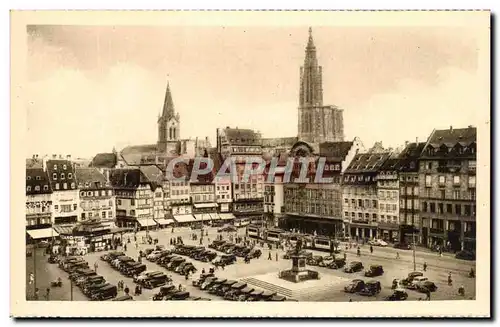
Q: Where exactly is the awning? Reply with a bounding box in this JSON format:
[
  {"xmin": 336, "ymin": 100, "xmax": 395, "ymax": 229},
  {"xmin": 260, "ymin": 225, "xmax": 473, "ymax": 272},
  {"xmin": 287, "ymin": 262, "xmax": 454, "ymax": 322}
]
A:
[
  {"xmin": 210, "ymin": 212, "xmax": 221, "ymax": 220},
  {"xmin": 219, "ymin": 213, "xmax": 236, "ymax": 220},
  {"xmin": 154, "ymin": 218, "xmax": 174, "ymax": 226},
  {"xmin": 53, "ymin": 225, "xmax": 75, "ymax": 235},
  {"xmin": 194, "ymin": 213, "xmax": 212, "ymax": 221},
  {"xmin": 193, "ymin": 203, "xmax": 218, "ymax": 209},
  {"xmin": 174, "ymin": 214, "xmax": 196, "ymax": 223},
  {"xmin": 27, "ymin": 228, "xmax": 59, "ymax": 240},
  {"xmin": 137, "ymin": 219, "xmax": 158, "ymax": 227}
]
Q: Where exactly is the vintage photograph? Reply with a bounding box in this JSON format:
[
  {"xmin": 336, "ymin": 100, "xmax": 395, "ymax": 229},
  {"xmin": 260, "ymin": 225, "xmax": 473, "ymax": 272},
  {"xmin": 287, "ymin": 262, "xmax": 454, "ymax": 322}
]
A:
[{"xmin": 11, "ymin": 10, "xmax": 490, "ymax": 317}]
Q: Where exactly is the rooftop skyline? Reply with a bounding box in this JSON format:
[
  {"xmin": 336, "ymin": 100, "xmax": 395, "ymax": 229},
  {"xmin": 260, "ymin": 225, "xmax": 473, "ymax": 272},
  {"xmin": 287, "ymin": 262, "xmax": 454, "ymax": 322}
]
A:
[{"xmin": 27, "ymin": 25, "xmax": 486, "ymax": 158}]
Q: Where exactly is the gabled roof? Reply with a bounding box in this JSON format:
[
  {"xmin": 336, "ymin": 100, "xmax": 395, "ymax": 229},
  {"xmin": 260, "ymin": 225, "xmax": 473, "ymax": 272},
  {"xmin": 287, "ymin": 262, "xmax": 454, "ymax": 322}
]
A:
[
  {"xmin": 319, "ymin": 141, "xmax": 353, "ymax": 161},
  {"xmin": 261, "ymin": 137, "xmax": 298, "ymax": 148},
  {"xmin": 422, "ymin": 126, "xmax": 477, "ymax": 158},
  {"xmin": 90, "ymin": 153, "xmax": 117, "ymax": 168},
  {"xmin": 26, "ymin": 168, "xmax": 52, "ymax": 194},
  {"xmin": 345, "ymin": 152, "xmax": 391, "ymax": 173},
  {"xmin": 75, "ymin": 167, "xmax": 110, "ymax": 189},
  {"xmin": 46, "ymin": 160, "xmax": 77, "ymax": 191},
  {"xmin": 26, "ymin": 158, "xmax": 43, "ymax": 169},
  {"xmin": 120, "ymin": 144, "xmax": 158, "ymax": 165},
  {"xmin": 139, "ymin": 165, "xmax": 165, "ymax": 190},
  {"xmin": 109, "ymin": 169, "xmax": 147, "ymax": 189},
  {"xmin": 223, "ymin": 128, "xmax": 261, "ymax": 146}
]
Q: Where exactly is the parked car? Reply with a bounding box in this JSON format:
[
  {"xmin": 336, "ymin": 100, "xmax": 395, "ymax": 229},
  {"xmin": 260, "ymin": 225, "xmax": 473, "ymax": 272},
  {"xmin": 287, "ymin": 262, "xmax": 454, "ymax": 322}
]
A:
[
  {"xmin": 416, "ymin": 281, "xmax": 438, "ymax": 293},
  {"xmin": 216, "ymin": 280, "xmax": 238, "ymax": 296},
  {"xmin": 401, "ymin": 271, "xmax": 424, "ymax": 287},
  {"xmin": 246, "ymin": 249, "xmax": 262, "ymax": 259},
  {"xmin": 344, "ymin": 279, "xmax": 365, "ymax": 293},
  {"xmin": 112, "ymin": 294, "xmax": 134, "ymax": 301},
  {"xmin": 90, "ymin": 284, "xmax": 117, "ymax": 301},
  {"xmin": 269, "ymin": 295, "xmax": 287, "ymax": 302},
  {"xmin": 306, "ymin": 256, "xmax": 323, "ymax": 266},
  {"xmin": 370, "ymin": 239, "xmax": 388, "ymax": 247},
  {"xmin": 214, "ymin": 254, "xmax": 237, "ymax": 266},
  {"xmin": 408, "ymin": 276, "xmax": 428, "ymax": 290},
  {"xmin": 455, "ymin": 250, "xmax": 476, "ymax": 261},
  {"xmin": 84, "ymin": 282, "xmax": 109, "ymax": 297},
  {"xmin": 365, "ymin": 265, "xmax": 384, "ymax": 277},
  {"xmin": 327, "ymin": 258, "xmax": 346, "ymax": 269},
  {"xmin": 140, "ymin": 274, "xmax": 170, "ymax": 289},
  {"xmin": 207, "ymin": 279, "xmax": 227, "ymax": 294},
  {"xmin": 200, "ymin": 277, "xmax": 219, "ymax": 290},
  {"xmin": 164, "ymin": 291, "xmax": 190, "ymax": 301},
  {"xmin": 192, "ymin": 273, "xmax": 215, "ymax": 287},
  {"xmin": 318, "ymin": 256, "xmax": 334, "ymax": 267},
  {"xmin": 394, "ymin": 243, "xmax": 412, "ymax": 250},
  {"xmin": 385, "ymin": 289, "xmax": 408, "ymax": 301},
  {"xmin": 344, "ymin": 261, "xmax": 364, "ymax": 273},
  {"xmin": 167, "ymin": 257, "xmax": 186, "ymax": 270},
  {"xmin": 358, "ymin": 280, "xmax": 381, "ymax": 296},
  {"xmin": 236, "ymin": 287, "xmax": 255, "ymax": 301},
  {"xmin": 152, "ymin": 285, "xmax": 177, "ymax": 301},
  {"xmin": 223, "ymin": 282, "xmax": 248, "ymax": 300}
]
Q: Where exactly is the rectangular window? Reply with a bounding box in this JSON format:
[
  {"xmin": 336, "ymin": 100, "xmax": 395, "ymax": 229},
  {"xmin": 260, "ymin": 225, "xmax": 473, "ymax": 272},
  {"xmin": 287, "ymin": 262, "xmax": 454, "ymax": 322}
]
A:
[
  {"xmin": 73, "ymin": 204, "xmax": 77, "ymax": 210},
  {"xmin": 131, "ymin": 199, "xmax": 135, "ymax": 205},
  {"xmin": 102, "ymin": 211, "xmax": 106, "ymax": 218},
  {"xmin": 358, "ymin": 199, "xmax": 363, "ymax": 207},
  {"xmin": 430, "ymin": 203, "xmax": 435, "ymax": 213},
  {"xmin": 453, "ymin": 190, "xmax": 460, "ymax": 200},
  {"xmin": 464, "ymin": 205, "xmax": 471, "ymax": 216},
  {"xmin": 455, "ymin": 204, "xmax": 462, "ymax": 215},
  {"xmin": 468, "ymin": 176, "xmax": 476, "ymax": 188},
  {"xmin": 53, "ymin": 173, "xmax": 57, "ymax": 180},
  {"xmin": 380, "ymin": 204, "xmax": 385, "ymax": 211},
  {"xmin": 446, "ymin": 204, "xmax": 452, "ymax": 213},
  {"xmin": 117, "ymin": 199, "xmax": 122, "ymax": 205},
  {"xmin": 400, "ymin": 187, "xmax": 405, "ymax": 195},
  {"xmin": 55, "ymin": 183, "xmax": 59, "ymax": 190},
  {"xmin": 358, "ymin": 213, "xmax": 362, "ymax": 218},
  {"xmin": 453, "ymin": 175, "xmax": 460, "ymax": 185},
  {"xmin": 425, "ymin": 175, "xmax": 432, "ymax": 187},
  {"xmin": 469, "ymin": 189, "xmax": 476, "ymax": 200},
  {"xmin": 108, "ymin": 211, "xmax": 113, "ymax": 217},
  {"xmin": 438, "ymin": 175, "xmax": 445, "ymax": 185},
  {"xmin": 427, "ymin": 162, "xmax": 432, "ymax": 170},
  {"xmin": 438, "ymin": 203, "xmax": 443, "ymax": 214},
  {"xmin": 440, "ymin": 189, "xmax": 445, "ymax": 199}
]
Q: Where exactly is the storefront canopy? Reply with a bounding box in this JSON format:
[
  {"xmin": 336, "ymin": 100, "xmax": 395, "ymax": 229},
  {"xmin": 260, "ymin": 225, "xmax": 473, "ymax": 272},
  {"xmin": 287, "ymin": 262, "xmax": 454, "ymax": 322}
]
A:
[
  {"xmin": 174, "ymin": 214, "xmax": 196, "ymax": 223},
  {"xmin": 137, "ymin": 219, "xmax": 157, "ymax": 227},
  {"xmin": 210, "ymin": 212, "xmax": 221, "ymax": 220},
  {"xmin": 154, "ymin": 218, "xmax": 174, "ymax": 226},
  {"xmin": 53, "ymin": 225, "xmax": 75, "ymax": 235},
  {"xmin": 194, "ymin": 213, "xmax": 212, "ymax": 221},
  {"xmin": 193, "ymin": 203, "xmax": 218, "ymax": 209},
  {"xmin": 27, "ymin": 228, "xmax": 59, "ymax": 240},
  {"xmin": 218, "ymin": 213, "xmax": 236, "ymax": 220}
]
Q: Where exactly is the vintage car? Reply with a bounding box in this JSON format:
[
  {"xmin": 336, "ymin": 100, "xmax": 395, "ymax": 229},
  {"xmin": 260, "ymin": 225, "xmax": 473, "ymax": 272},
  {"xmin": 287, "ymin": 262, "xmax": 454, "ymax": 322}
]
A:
[
  {"xmin": 157, "ymin": 254, "xmax": 176, "ymax": 267},
  {"xmin": 368, "ymin": 239, "xmax": 388, "ymax": 247},
  {"xmin": 167, "ymin": 257, "xmax": 187, "ymax": 270},
  {"xmin": 179, "ymin": 263, "xmax": 197, "ymax": 276},
  {"xmin": 236, "ymin": 287, "xmax": 255, "ymax": 301},
  {"xmin": 140, "ymin": 274, "xmax": 170, "ymax": 289},
  {"xmin": 327, "ymin": 258, "xmax": 347, "ymax": 269},
  {"xmin": 133, "ymin": 271, "xmax": 164, "ymax": 283},
  {"xmin": 70, "ymin": 268, "xmax": 96, "ymax": 282},
  {"xmin": 318, "ymin": 256, "xmax": 334, "ymax": 267},
  {"xmin": 90, "ymin": 284, "xmax": 118, "ymax": 301},
  {"xmin": 123, "ymin": 263, "xmax": 147, "ymax": 277},
  {"xmin": 306, "ymin": 256, "xmax": 323, "ymax": 266},
  {"xmin": 246, "ymin": 249, "xmax": 262, "ymax": 259},
  {"xmin": 164, "ymin": 291, "xmax": 190, "ymax": 301},
  {"xmin": 365, "ymin": 265, "xmax": 384, "ymax": 277},
  {"xmin": 112, "ymin": 294, "xmax": 134, "ymax": 301},
  {"xmin": 194, "ymin": 250, "xmax": 218, "ymax": 262},
  {"xmin": 191, "ymin": 297, "xmax": 212, "ymax": 301},
  {"xmin": 80, "ymin": 275, "xmax": 105, "ymax": 289},
  {"xmin": 223, "ymin": 282, "xmax": 248, "ymax": 300},
  {"xmin": 83, "ymin": 282, "xmax": 110, "ymax": 297},
  {"xmin": 358, "ymin": 280, "xmax": 382, "ymax": 296},
  {"xmin": 64, "ymin": 261, "xmax": 89, "ymax": 273},
  {"xmin": 268, "ymin": 295, "xmax": 287, "ymax": 301},
  {"xmin": 344, "ymin": 261, "xmax": 364, "ymax": 273},
  {"xmin": 246, "ymin": 290, "xmax": 264, "ymax": 301},
  {"xmin": 408, "ymin": 276, "xmax": 428, "ymax": 290},
  {"xmin": 143, "ymin": 248, "xmax": 155, "ymax": 257},
  {"xmin": 216, "ymin": 280, "xmax": 238, "ymax": 296},
  {"xmin": 192, "ymin": 273, "xmax": 215, "ymax": 287},
  {"xmin": 200, "ymin": 277, "xmax": 220, "ymax": 290},
  {"xmin": 152, "ymin": 285, "xmax": 177, "ymax": 301},
  {"xmin": 59, "ymin": 256, "xmax": 85, "ymax": 269},
  {"xmin": 209, "ymin": 240, "xmax": 227, "ymax": 250},
  {"xmin": 258, "ymin": 290, "xmax": 277, "ymax": 301},
  {"xmin": 385, "ymin": 289, "xmax": 408, "ymax": 301},
  {"xmin": 415, "ymin": 280, "xmax": 438, "ymax": 293},
  {"xmin": 149, "ymin": 250, "xmax": 172, "ymax": 262},
  {"xmin": 214, "ymin": 254, "xmax": 237, "ymax": 266},
  {"xmin": 207, "ymin": 279, "xmax": 228, "ymax": 294},
  {"xmin": 344, "ymin": 279, "xmax": 365, "ymax": 293},
  {"xmin": 401, "ymin": 271, "xmax": 424, "ymax": 287},
  {"xmin": 455, "ymin": 250, "xmax": 476, "ymax": 261}
]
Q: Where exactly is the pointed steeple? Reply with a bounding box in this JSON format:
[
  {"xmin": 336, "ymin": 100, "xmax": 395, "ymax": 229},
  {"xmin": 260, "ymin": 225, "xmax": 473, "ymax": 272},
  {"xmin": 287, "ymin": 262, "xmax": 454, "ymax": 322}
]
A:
[
  {"xmin": 161, "ymin": 82, "xmax": 175, "ymax": 119},
  {"xmin": 299, "ymin": 27, "xmax": 323, "ymax": 108}
]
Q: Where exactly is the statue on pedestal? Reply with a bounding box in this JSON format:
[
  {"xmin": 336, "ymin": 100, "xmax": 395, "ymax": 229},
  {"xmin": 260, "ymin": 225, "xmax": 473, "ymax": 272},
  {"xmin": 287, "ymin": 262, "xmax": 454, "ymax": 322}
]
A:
[{"xmin": 295, "ymin": 238, "xmax": 303, "ymax": 255}]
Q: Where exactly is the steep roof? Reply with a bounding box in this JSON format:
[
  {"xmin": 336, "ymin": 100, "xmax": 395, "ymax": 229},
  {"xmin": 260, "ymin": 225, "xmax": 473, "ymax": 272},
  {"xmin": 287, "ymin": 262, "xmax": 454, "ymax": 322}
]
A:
[
  {"xmin": 26, "ymin": 168, "xmax": 52, "ymax": 194},
  {"xmin": 139, "ymin": 165, "xmax": 165, "ymax": 189},
  {"xmin": 109, "ymin": 169, "xmax": 147, "ymax": 189},
  {"xmin": 26, "ymin": 158, "xmax": 43, "ymax": 169},
  {"xmin": 46, "ymin": 160, "xmax": 77, "ymax": 191},
  {"xmin": 75, "ymin": 167, "xmax": 110, "ymax": 189},
  {"xmin": 345, "ymin": 152, "xmax": 391, "ymax": 173},
  {"xmin": 261, "ymin": 137, "xmax": 298, "ymax": 148},
  {"xmin": 90, "ymin": 153, "xmax": 117, "ymax": 168},
  {"xmin": 223, "ymin": 128, "xmax": 261, "ymax": 146},
  {"xmin": 319, "ymin": 141, "xmax": 353, "ymax": 161},
  {"xmin": 422, "ymin": 126, "xmax": 476, "ymax": 159},
  {"xmin": 120, "ymin": 144, "xmax": 158, "ymax": 165}
]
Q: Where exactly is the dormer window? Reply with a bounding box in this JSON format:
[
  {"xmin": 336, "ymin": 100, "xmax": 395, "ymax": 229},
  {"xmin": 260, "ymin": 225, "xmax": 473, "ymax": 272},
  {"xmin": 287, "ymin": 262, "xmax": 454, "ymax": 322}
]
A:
[
  {"xmin": 52, "ymin": 173, "xmax": 57, "ymax": 180},
  {"xmin": 68, "ymin": 173, "xmax": 72, "ymax": 179},
  {"xmin": 43, "ymin": 185, "xmax": 48, "ymax": 191},
  {"xmin": 26, "ymin": 186, "xmax": 31, "ymax": 192},
  {"xmin": 35, "ymin": 186, "xmax": 40, "ymax": 191},
  {"xmin": 54, "ymin": 165, "xmax": 58, "ymax": 170},
  {"xmin": 36, "ymin": 176, "xmax": 41, "ymax": 180},
  {"xmin": 61, "ymin": 173, "xmax": 65, "ymax": 180},
  {"xmin": 27, "ymin": 176, "xmax": 31, "ymax": 180},
  {"xmin": 63, "ymin": 164, "xmax": 67, "ymax": 170}
]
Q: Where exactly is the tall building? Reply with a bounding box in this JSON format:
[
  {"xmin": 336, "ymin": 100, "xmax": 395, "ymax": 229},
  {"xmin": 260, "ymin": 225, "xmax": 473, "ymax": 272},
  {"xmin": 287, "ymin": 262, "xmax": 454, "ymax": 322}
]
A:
[
  {"xmin": 297, "ymin": 28, "xmax": 344, "ymax": 144},
  {"xmin": 418, "ymin": 126, "xmax": 476, "ymax": 252},
  {"xmin": 26, "ymin": 164, "xmax": 54, "ymax": 240},
  {"xmin": 157, "ymin": 82, "xmax": 181, "ymax": 154}
]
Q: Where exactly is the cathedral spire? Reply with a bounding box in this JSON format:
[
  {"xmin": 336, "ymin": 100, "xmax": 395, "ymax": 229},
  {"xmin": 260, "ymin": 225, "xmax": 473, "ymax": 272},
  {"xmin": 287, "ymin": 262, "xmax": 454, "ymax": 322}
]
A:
[
  {"xmin": 299, "ymin": 27, "xmax": 323, "ymax": 108},
  {"xmin": 307, "ymin": 27, "xmax": 315, "ymax": 49},
  {"xmin": 161, "ymin": 82, "xmax": 175, "ymax": 119}
]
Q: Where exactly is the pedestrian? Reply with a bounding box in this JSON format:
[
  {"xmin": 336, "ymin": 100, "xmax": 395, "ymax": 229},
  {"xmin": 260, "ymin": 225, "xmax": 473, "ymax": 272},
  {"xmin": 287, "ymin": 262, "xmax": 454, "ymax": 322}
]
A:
[
  {"xmin": 34, "ymin": 288, "xmax": 39, "ymax": 300},
  {"xmin": 458, "ymin": 285, "xmax": 465, "ymax": 296},
  {"xmin": 268, "ymin": 252, "xmax": 272, "ymax": 260},
  {"xmin": 276, "ymin": 252, "xmax": 278, "ymax": 261},
  {"xmin": 45, "ymin": 288, "xmax": 50, "ymax": 300},
  {"xmin": 343, "ymin": 252, "xmax": 347, "ymax": 261},
  {"xmin": 202, "ymin": 268, "xmax": 206, "ymax": 274},
  {"xmin": 396, "ymin": 252, "xmax": 400, "ymax": 259},
  {"xmin": 94, "ymin": 261, "xmax": 98, "ymax": 272},
  {"xmin": 124, "ymin": 285, "xmax": 130, "ymax": 295},
  {"xmin": 370, "ymin": 245, "xmax": 373, "ymax": 254},
  {"xmin": 221, "ymin": 263, "xmax": 225, "ymax": 270},
  {"xmin": 425, "ymin": 289, "xmax": 431, "ymax": 300},
  {"xmin": 448, "ymin": 272, "xmax": 453, "ymax": 286},
  {"xmin": 124, "ymin": 244, "xmax": 127, "ymax": 252},
  {"xmin": 423, "ymin": 262, "xmax": 427, "ymax": 272}
]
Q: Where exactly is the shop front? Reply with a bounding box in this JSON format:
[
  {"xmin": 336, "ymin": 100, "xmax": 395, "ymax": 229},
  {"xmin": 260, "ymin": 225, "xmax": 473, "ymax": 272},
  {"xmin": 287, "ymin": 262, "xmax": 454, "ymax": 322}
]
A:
[
  {"xmin": 349, "ymin": 221, "xmax": 378, "ymax": 241},
  {"xmin": 377, "ymin": 222, "xmax": 400, "ymax": 243},
  {"xmin": 281, "ymin": 215, "xmax": 343, "ymax": 238}
]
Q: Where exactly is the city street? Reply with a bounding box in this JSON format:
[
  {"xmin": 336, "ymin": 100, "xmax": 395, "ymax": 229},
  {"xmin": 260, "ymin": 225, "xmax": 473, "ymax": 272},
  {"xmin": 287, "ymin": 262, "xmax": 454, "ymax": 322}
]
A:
[{"xmin": 27, "ymin": 226, "xmax": 476, "ymax": 302}]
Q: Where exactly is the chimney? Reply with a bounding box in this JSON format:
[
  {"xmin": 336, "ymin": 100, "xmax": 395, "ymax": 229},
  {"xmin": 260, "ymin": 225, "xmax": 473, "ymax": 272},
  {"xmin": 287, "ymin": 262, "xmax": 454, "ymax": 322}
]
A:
[
  {"xmin": 155, "ymin": 155, "xmax": 159, "ymax": 165},
  {"xmin": 405, "ymin": 141, "xmax": 409, "ymax": 147},
  {"xmin": 42, "ymin": 156, "xmax": 48, "ymax": 172},
  {"xmin": 450, "ymin": 125, "xmax": 453, "ymax": 132},
  {"xmin": 66, "ymin": 154, "xmax": 71, "ymax": 160},
  {"xmin": 32, "ymin": 154, "xmax": 36, "ymax": 159},
  {"xmin": 416, "ymin": 137, "xmax": 419, "ymax": 143},
  {"xmin": 52, "ymin": 154, "xmax": 57, "ymax": 159},
  {"xmin": 124, "ymin": 172, "xmax": 128, "ymax": 186},
  {"xmin": 59, "ymin": 154, "xmax": 63, "ymax": 159},
  {"xmin": 35, "ymin": 154, "xmax": 39, "ymax": 159},
  {"xmin": 105, "ymin": 170, "xmax": 110, "ymax": 183}
]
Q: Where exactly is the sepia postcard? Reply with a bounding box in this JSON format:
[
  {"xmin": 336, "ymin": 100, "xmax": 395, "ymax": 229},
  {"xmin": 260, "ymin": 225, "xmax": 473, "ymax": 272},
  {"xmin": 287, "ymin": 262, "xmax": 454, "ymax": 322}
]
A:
[{"xmin": 10, "ymin": 10, "xmax": 490, "ymax": 318}]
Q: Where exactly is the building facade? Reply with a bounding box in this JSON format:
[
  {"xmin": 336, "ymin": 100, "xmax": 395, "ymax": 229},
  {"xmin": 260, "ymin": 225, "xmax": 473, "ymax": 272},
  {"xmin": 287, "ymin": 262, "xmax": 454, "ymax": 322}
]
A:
[
  {"xmin": 75, "ymin": 167, "xmax": 115, "ymax": 227},
  {"xmin": 26, "ymin": 166, "xmax": 53, "ymax": 232},
  {"xmin": 376, "ymin": 156, "xmax": 400, "ymax": 241},
  {"xmin": 297, "ymin": 28, "xmax": 344, "ymax": 144},
  {"xmin": 418, "ymin": 126, "xmax": 477, "ymax": 252},
  {"xmin": 46, "ymin": 158, "xmax": 80, "ymax": 225}
]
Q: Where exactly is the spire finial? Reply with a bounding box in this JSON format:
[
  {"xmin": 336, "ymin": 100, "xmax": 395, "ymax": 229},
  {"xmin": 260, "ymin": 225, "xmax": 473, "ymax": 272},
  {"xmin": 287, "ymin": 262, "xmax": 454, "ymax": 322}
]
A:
[
  {"xmin": 309, "ymin": 27, "xmax": 312, "ymax": 36},
  {"xmin": 307, "ymin": 27, "xmax": 315, "ymax": 49}
]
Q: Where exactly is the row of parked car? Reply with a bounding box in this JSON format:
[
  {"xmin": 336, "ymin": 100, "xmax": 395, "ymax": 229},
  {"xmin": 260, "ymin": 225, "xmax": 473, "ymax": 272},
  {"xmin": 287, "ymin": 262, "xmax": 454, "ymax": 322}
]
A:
[
  {"xmin": 191, "ymin": 273, "xmax": 290, "ymax": 302},
  {"xmin": 100, "ymin": 251, "xmax": 147, "ymax": 278},
  {"xmin": 56, "ymin": 256, "xmax": 132, "ymax": 301},
  {"xmin": 393, "ymin": 271, "xmax": 438, "ymax": 293},
  {"xmin": 344, "ymin": 278, "xmax": 410, "ymax": 301},
  {"xmin": 152, "ymin": 284, "xmax": 211, "ymax": 301},
  {"xmin": 208, "ymin": 240, "xmax": 262, "ymax": 259},
  {"xmin": 172, "ymin": 245, "xmax": 218, "ymax": 262}
]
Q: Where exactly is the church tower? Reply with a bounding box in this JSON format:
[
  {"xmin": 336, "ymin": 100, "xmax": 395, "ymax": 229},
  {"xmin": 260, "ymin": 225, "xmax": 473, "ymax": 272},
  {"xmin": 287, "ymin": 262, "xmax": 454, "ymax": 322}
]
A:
[
  {"xmin": 157, "ymin": 82, "xmax": 181, "ymax": 153},
  {"xmin": 298, "ymin": 28, "xmax": 344, "ymax": 144}
]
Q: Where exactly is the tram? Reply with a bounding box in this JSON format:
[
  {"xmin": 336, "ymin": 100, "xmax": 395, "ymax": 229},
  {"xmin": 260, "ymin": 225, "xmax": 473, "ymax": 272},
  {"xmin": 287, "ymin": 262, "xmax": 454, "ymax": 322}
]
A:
[
  {"xmin": 246, "ymin": 224, "xmax": 264, "ymax": 239},
  {"xmin": 233, "ymin": 218, "xmax": 250, "ymax": 228},
  {"xmin": 263, "ymin": 228, "xmax": 286, "ymax": 243}
]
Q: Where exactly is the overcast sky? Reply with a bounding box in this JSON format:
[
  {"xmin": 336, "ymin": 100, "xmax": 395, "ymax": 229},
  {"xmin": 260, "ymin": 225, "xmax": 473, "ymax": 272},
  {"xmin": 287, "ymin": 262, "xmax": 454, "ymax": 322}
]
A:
[{"xmin": 26, "ymin": 25, "xmax": 485, "ymax": 158}]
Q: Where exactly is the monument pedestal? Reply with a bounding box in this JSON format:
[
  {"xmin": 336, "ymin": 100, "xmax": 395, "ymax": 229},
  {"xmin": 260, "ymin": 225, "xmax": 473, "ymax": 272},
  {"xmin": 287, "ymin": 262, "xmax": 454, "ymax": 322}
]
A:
[{"xmin": 279, "ymin": 252, "xmax": 319, "ymax": 283}]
